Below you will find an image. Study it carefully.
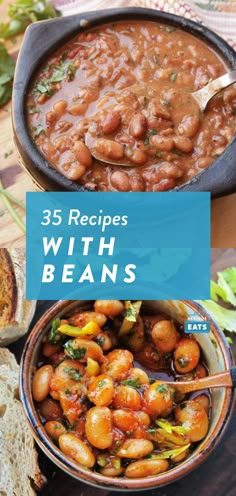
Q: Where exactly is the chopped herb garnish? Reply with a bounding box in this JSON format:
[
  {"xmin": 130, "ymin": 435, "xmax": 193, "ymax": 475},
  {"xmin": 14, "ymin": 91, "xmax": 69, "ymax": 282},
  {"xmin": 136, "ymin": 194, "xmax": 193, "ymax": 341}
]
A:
[
  {"xmin": 121, "ymin": 378, "xmax": 141, "ymax": 389},
  {"xmin": 156, "ymin": 384, "xmax": 169, "ymax": 394},
  {"xmin": 95, "ymin": 336, "xmax": 105, "ymax": 347},
  {"xmin": 32, "ymin": 125, "xmax": 45, "ymax": 138},
  {"xmin": 166, "ymin": 26, "xmax": 176, "ymax": 33},
  {"xmin": 177, "ymin": 356, "xmax": 190, "ymax": 368},
  {"xmin": 28, "ymin": 106, "xmax": 40, "ymax": 114},
  {"xmin": 144, "ymin": 129, "xmax": 158, "ymax": 146},
  {"xmin": 50, "ymin": 61, "xmax": 76, "ymax": 83},
  {"xmin": 48, "ymin": 318, "xmax": 63, "ymax": 344},
  {"xmin": 63, "ymin": 367, "xmax": 81, "ymax": 381},
  {"xmin": 148, "ymin": 427, "xmax": 156, "ymax": 435},
  {"xmin": 65, "ymin": 388, "xmax": 71, "ymax": 396},
  {"xmin": 33, "ymin": 80, "xmax": 53, "ymax": 97},
  {"xmin": 97, "ymin": 380, "xmax": 106, "ymax": 388},
  {"xmin": 170, "ymin": 72, "xmax": 178, "ymax": 82},
  {"xmin": 144, "ymin": 96, "xmax": 149, "ymax": 107},
  {"xmin": 180, "ymin": 402, "xmax": 187, "ymax": 410},
  {"xmin": 64, "ymin": 340, "xmax": 86, "ymax": 360},
  {"xmin": 97, "ymin": 455, "xmax": 108, "ymax": 467}
]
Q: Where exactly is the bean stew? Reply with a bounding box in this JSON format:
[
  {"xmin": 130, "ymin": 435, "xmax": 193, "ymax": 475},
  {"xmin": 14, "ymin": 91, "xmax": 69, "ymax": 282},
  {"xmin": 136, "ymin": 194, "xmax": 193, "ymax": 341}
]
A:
[
  {"xmin": 26, "ymin": 21, "xmax": 236, "ymax": 192},
  {"xmin": 32, "ymin": 300, "xmax": 211, "ymax": 479}
]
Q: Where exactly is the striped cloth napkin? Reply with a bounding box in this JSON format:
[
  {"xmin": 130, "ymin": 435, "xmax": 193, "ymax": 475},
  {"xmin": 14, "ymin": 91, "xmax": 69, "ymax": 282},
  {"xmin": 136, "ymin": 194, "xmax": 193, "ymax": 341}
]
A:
[{"xmin": 54, "ymin": 0, "xmax": 236, "ymax": 49}]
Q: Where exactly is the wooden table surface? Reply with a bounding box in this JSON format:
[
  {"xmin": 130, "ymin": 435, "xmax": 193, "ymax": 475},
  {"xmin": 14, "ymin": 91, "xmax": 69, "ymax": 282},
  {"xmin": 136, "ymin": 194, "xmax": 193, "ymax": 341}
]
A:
[
  {"xmin": 9, "ymin": 248, "xmax": 236, "ymax": 496},
  {"xmin": 0, "ymin": 0, "xmax": 236, "ymax": 249}
]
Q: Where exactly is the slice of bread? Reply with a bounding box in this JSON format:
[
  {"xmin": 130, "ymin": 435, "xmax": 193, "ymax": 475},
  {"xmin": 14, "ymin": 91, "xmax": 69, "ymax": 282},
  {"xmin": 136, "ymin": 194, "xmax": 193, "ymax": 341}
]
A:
[
  {"xmin": 0, "ymin": 348, "xmax": 45, "ymax": 496},
  {"xmin": 0, "ymin": 249, "xmax": 36, "ymax": 346}
]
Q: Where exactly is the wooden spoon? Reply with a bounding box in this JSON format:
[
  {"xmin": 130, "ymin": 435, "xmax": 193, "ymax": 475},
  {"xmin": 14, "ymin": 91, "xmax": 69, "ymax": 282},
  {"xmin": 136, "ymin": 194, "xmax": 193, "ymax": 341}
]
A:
[{"xmin": 165, "ymin": 367, "xmax": 236, "ymax": 394}]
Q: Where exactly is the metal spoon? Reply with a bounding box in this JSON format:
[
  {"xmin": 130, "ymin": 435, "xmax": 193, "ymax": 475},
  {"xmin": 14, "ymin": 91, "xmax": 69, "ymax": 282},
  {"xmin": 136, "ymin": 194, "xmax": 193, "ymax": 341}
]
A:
[
  {"xmin": 192, "ymin": 69, "xmax": 236, "ymax": 111},
  {"xmin": 86, "ymin": 70, "xmax": 236, "ymax": 166},
  {"xmin": 163, "ymin": 366, "xmax": 236, "ymax": 394}
]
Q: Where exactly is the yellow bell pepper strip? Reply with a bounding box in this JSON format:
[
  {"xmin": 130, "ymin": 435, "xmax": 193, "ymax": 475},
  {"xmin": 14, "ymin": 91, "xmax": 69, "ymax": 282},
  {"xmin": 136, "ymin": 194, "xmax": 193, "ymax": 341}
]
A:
[
  {"xmin": 86, "ymin": 357, "xmax": 100, "ymax": 377},
  {"xmin": 58, "ymin": 321, "xmax": 100, "ymax": 338},
  {"xmin": 119, "ymin": 300, "xmax": 142, "ymax": 336}
]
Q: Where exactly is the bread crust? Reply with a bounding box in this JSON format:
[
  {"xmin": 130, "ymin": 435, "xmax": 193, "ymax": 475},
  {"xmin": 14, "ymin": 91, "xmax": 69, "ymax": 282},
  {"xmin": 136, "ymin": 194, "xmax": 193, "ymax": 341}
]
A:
[{"xmin": 0, "ymin": 248, "xmax": 17, "ymax": 325}]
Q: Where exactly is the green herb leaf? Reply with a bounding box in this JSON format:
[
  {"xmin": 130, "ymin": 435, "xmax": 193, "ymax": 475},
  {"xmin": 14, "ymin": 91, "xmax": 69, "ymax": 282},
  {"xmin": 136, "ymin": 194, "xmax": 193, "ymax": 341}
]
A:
[
  {"xmin": 0, "ymin": 0, "xmax": 61, "ymax": 39},
  {"xmin": 0, "ymin": 42, "xmax": 15, "ymax": 107},
  {"xmin": 48, "ymin": 318, "xmax": 63, "ymax": 344},
  {"xmin": 64, "ymin": 340, "xmax": 87, "ymax": 360},
  {"xmin": 156, "ymin": 384, "xmax": 169, "ymax": 394},
  {"xmin": 144, "ymin": 129, "xmax": 158, "ymax": 146},
  {"xmin": 199, "ymin": 300, "xmax": 236, "ymax": 333},
  {"xmin": 170, "ymin": 72, "xmax": 178, "ymax": 82},
  {"xmin": 121, "ymin": 378, "xmax": 141, "ymax": 389},
  {"xmin": 63, "ymin": 367, "xmax": 81, "ymax": 381}
]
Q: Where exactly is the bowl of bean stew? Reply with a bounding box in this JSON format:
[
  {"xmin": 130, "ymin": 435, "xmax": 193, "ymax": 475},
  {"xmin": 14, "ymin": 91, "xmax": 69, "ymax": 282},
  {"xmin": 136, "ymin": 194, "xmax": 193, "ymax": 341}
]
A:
[
  {"xmin": 20, "ymin": 299, "xmax": 235, "ymax": 490},
  {"xmin": 13, "ymin": 8, "xmax": 236, "ymax": 195}
]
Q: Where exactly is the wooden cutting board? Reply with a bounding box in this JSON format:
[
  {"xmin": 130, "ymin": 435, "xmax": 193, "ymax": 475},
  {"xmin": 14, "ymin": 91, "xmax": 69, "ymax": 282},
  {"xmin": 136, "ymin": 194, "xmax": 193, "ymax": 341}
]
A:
[{"xmin": 0, "ymin": 0, "xmax": 236, "ymax": 248}]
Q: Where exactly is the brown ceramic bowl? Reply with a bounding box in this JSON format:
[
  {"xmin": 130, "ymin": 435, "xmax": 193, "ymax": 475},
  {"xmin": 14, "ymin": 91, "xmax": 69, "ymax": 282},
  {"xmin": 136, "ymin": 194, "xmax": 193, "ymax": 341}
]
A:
[
  {"xmin": 13, "ymin": 7, "xmax": 236, "ymax": 196},
  {"xmin": 20, "ymin": 300, "xmax": 235, "ymax": 490}
]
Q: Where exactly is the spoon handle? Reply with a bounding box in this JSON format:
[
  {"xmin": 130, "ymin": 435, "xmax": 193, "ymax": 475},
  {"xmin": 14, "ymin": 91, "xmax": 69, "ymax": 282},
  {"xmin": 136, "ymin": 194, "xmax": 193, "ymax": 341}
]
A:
[
  {"xmin": 172, "ymin": 366, "xmax": 236, "ymax": 394},
  {"xmin": 192, "ymin": 70, "xmax": 236, "ymax": 111}
]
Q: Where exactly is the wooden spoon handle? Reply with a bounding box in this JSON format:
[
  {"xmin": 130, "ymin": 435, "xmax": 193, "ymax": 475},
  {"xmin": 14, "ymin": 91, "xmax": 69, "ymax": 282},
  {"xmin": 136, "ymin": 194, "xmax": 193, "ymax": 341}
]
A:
[{"xmin": 172, "ymin": 367, "xmax": 236, "ymax": 394}]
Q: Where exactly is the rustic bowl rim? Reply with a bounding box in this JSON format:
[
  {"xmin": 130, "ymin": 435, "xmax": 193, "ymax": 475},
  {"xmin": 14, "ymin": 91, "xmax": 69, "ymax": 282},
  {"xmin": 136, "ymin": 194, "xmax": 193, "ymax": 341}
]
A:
[
  {"xmin": 19, "ymin": 299, "xmax": 235, "ymax": 491},
  {"xmin": 13, "ymin": 7, "xmax": 236, "ymax": 195}
]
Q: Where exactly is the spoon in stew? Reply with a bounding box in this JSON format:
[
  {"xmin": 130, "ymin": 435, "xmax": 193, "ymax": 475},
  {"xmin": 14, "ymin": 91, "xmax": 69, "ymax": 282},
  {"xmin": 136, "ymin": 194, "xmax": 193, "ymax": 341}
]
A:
[
  {"xmin": 86, "ymin": 69, "xmax": 236, "ymax": 167},
  {"xmin": 163, "ymin": 366, "xmax": 236, "ymax": 394}
]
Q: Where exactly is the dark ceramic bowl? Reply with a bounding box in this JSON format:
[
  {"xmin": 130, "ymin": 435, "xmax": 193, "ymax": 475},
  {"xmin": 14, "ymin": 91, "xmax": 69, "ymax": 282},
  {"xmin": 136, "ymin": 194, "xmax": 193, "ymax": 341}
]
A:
[
  {"xmin": 13, "ymin": 8, "xmax": 236, "ymax": 196},
  {"xmin": 20, "ymin": 299, "xmax": 235, "ymax": 491}
]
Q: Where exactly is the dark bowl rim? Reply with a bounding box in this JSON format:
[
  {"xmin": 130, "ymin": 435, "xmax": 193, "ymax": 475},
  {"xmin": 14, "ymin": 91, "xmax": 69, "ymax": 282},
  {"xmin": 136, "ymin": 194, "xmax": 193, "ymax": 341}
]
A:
[
  {"xmin": 19, "ymin": 299, "xmax": 235, "ymax": 491},
  {"xmin": 12, "ymin": 7, "xmax": 236, "ymax": 194}
]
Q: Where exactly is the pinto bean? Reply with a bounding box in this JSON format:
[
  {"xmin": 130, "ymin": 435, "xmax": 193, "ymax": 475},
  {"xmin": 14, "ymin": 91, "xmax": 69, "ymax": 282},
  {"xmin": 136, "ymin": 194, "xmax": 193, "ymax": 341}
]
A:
[
  {"xmin": 117, "ymin": 439, "xmax": 153, "ymax": 458},
  {"xmin": 85, "ymin": 406, "xmax": 113, "ymax": 449},
  {"xmin": 150, "ymin": 100, "xmax": 171, "ymax": 119},
  {"xmin": 72, "ymin": 141, "xmax": 92, "ymax": 167},
  {"xmin": 101, "ymin": 111, "xmax": 121, "ymax": 134},
  {"xmin": 62, "ymin": 163, "xmax": 87, "ymax": 180},
  {"xmin": 45, "ymin": 111, "xmax": 57, "ymax": 127},
  {"xmin": 150, "ymin": 135, "xmax": 174, "ymax": 151},
  {"xmin": 173, "ymin": 136, "xmax": 193, "ymax": 153},
  {"xmin": 197, "ymin": 157, "xmax": 213, "ymax": 169},
  {"xmin": 153, "ymin": 178, "xmax": 175, "ymax": 191},
  {"xmin": 110, "ymin": 170, "xmax": 130, "ymax": 191},
  {"xmin": 95, "ymin": 139, "xmax": 124, "ymax": 160},
  {"xmin": 59, "ymin": 433, "xmax": 95, "ymax": 468},
  {"xmin": 32, "ymin": 365, "xmax": 54, "ymax": 402},
  {"xmin": 112, "ymin": 409, "xmax": 139, "ymax": 432},
  {"xmin": 158, "ymin": 162, "xmax": 183, "ymax": 179},
  {"xmin": 130, "ymin": 174, "xmax": 145, "ymax": 192},
  {"xmin": 68, "ymin": 103, "xmax": 88, "ymax": 115},
  {"xmin": 53, "ymin": 100, "xmax": 67, "ymax": 116},
  {"xmin": 177, "ymin": 115, "xmax": 200, "ymax": 138},
  {"xmin": 129, "ymin": 113, "xmax": 147, "ymax": 138},
  {"xmin": 125, "ymin": 459, "xmax": 169, "ymax": 478},
  {"xmin": 100, "ymin": 463, "xmax": 124, "ymax": 477},
  {"xmin": 129, "ymin": 149, "xmax": 147, "ymax": 165}
]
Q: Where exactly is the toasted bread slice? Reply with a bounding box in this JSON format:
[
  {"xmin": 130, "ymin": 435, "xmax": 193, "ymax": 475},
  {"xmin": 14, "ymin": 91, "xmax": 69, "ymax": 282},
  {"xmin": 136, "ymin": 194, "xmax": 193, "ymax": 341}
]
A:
[
  {"xmin": 0, "ymin": 249, "xmax": 36, "ymax": 346},
  {"xmin": 0, "ymin": 348, "xmax": 45, "ymax": 496}
]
